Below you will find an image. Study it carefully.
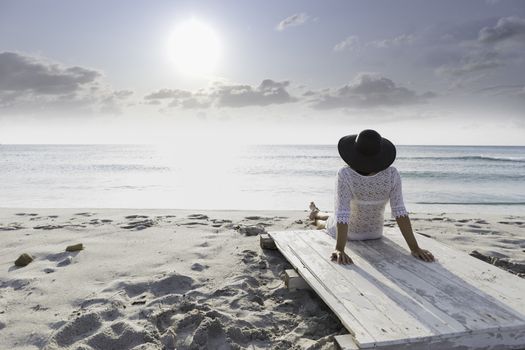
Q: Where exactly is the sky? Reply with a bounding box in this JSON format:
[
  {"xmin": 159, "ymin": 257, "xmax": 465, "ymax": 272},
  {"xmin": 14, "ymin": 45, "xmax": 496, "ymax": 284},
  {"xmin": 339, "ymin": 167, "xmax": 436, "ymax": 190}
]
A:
[{"xmin": 0, "ymin": 0, "xmax": 524, "ymax": 145}]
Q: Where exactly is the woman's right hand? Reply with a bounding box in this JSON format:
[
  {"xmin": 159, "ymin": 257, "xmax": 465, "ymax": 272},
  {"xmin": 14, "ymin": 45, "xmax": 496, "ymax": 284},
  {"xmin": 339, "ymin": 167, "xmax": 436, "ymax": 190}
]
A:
[{"xmin": 331, "ymin": 250, "xmax": 353, "ymax": 264}]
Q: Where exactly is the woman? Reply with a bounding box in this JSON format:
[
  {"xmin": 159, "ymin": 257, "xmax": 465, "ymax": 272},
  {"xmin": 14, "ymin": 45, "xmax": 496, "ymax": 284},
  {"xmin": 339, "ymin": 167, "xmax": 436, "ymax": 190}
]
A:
[{"xmin": 309, "ymin": 129, "xmax": 434, "ymax": 265}]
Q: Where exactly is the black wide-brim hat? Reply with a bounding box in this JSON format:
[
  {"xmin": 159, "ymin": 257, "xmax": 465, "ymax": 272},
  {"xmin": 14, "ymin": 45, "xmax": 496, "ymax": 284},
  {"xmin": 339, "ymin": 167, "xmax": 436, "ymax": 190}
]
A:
[{"xmin": 338, "ymin": 129, "xmax": 396, "ymax": 174}]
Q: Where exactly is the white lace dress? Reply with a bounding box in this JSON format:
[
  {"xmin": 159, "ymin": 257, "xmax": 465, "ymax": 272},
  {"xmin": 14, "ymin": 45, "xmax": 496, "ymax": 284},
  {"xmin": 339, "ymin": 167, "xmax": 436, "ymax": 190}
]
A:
[{"xmin": 326, "ymin": 166, "xmax": 408, "ymax": 240}]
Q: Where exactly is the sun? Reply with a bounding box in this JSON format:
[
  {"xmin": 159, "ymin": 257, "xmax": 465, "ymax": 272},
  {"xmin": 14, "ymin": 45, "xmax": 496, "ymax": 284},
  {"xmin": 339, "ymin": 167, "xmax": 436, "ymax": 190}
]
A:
[{"xmin": 168, "ymin": 19, "xmax": 221, "ymax": 77}]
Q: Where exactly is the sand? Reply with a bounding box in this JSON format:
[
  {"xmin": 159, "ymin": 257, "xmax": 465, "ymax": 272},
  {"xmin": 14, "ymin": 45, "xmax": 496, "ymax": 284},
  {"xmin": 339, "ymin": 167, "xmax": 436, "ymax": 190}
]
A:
[{"xmin": 0, "ymin": 208, "xmax": 524, "ymax": 350}]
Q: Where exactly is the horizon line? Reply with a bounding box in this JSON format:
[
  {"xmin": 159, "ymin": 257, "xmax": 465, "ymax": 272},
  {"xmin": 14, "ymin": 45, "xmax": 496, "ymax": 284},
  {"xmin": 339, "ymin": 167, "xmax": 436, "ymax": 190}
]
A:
[{"xmin": 0, "ymin": 143, "xmax": 524, "ymax": 147}]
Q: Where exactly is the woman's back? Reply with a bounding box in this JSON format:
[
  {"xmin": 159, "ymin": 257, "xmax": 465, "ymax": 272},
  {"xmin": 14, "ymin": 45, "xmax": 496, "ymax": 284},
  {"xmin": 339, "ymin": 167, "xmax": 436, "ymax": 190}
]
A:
[{"xmin": 326, "ymin": 166, "xmax": 408, "ymax": 240}]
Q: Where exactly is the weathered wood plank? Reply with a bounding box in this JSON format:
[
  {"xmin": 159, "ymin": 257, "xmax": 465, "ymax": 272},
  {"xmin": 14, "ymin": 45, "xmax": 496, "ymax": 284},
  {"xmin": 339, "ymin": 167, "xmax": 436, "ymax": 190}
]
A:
[
  {"xmin": 337, "ymin": 325, "xmax": 525, "ymax": 350},
  {"xmin": 349, "ymin": 236, "xmax": 525, "ymax": 331},
  {"xmin": 271, "ymin": 229, "xmax": 525, "ymax": 350},
  {"xmin": 384, "ymin": 228, "xmax": 525, "ymax": 315},
  {"xmin": 301, "ymin": 230, "xmax": 469, "ymax": 335},
  {"xmin": 292, "ymin": 234, "xmax": 438, "ymax": 346},
  {"xmin": 270, "ymin": 231, "xmax": 378, "ymax": 346}
]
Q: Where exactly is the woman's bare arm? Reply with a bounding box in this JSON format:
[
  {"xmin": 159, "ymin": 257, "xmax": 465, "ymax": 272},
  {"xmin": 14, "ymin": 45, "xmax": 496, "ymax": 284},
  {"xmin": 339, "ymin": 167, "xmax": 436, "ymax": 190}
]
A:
[
  {"xmin": 396, "ymin": 215, "xmax": 434, "ymax": 262},
  {"xmin": 332, "ymin": 222, "xmax": 353, "ymax": 264},
  {"xmin": 335, "ymin": 222, "xmax": 348, "ymax": 251}
]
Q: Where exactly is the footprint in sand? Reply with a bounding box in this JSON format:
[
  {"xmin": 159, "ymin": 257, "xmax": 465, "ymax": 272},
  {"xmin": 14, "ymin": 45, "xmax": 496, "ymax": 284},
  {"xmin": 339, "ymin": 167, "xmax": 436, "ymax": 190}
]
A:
[
  {"xmin": 187, "ymin": 214, "xmax": 209, "ymax": 220},
  {"xmin": 57, "ymin": 256, "xmax": 73, "ymax": 267},
  {"xmin": 256, "ymin": 222, "xmax": 273, "ymax": 227},
  {"xmin": 120, "ymin": 219, "xmax": 155, "ymax": 230},
  {"xmin": 33, "ymin": 224, "xmax": 86, "ymax": 230},
  {"xmin": 47, "ymin": 312, "xmax": 104, "ymax": 348},
  {"xmin": 43, "ymin": 251, "xmax": 78, "ymax": 267},
  {"xmin": 499, "ymin": 220, "xmax": 525, "ymax": 226},
  {"xmin": 0, "ymin": 223, "xmax": 25, "ymax": 231},
  {"xmin": 240, "ymin": 250, "xmax": 258, "ymax": 264},
  {"xmin": 212, "ymin": 286, "xmax": 238, "ymax": 297},
  {"xmin": 191, "ymin": 263, "xmax": 209, "ymax": 271},
  {"xmin": 179, "ymin": 221, "xmax": 209, "ymax": 226},
  {"xmin": 244, "ymin": 215, "xmax": 271, "ymax": 221},
  {"xmin": 46, "ymin": 273, "xmax": 198, "ymax": 349},
  {"xmin": 239, "ymin": 250, "xmax": 268, "ymax": 270},
  {"xmin": 74, "ymin": 212, "xmax": 95, "ymax": 217},
  {"xmin": 238, "ymin": 225, "xmax": 266, "ymax": 236},
  {"xmin": 86, "ymin": 218, "xmax": 113, "ymax": 226},
  {"xmin": 211, "ymin": 219, "xmax": 232, "ymax": 224},
  {"xmin": 124, "ymin": 215, "xmax": 149, "ymax": 219},
  {"xmin": 116, "ymin": 273, "xmax": 195, "ymax": 298}
]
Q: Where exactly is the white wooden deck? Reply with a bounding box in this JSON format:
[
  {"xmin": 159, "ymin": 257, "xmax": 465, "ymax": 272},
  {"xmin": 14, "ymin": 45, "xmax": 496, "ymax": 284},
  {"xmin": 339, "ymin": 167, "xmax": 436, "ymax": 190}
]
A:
[{"xmin": 269, "ymin": 228, "xmax": 525, "ymax": 349}]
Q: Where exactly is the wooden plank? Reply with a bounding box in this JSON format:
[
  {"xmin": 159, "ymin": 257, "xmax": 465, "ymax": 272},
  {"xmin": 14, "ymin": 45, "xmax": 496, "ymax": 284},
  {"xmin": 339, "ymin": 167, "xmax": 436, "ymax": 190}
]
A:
[
  {"xmin": 384, "ymin": 228, "xmax": 525, "ymax": 315},
  {"xmin": 270, "ymin": 231, "xmax": 378, "ymax": 346},
  {"xmin": 271, "ymin": 230, "xmax": 525, "ymax": 350},
  {"xmin": 269, "ymin": 231, "xmax": 306, "ymax": 270},
  {"xmin": 337, "ymin": 326, "xmax": 525, "ymax": 350},
  {"xmin": 300, "ymin": 230, "xmax": 469, "ymax": 335},
  {"xmin": 350, "ymin": 236, "xmax": 525, "ymax": 332},
  {"xmin": 379, "ymin": 228, "xmax": 525, "ymax": 325},
  {"xmin": 290, "ymin": 238, "xmax": 440, "ymax": 348}
]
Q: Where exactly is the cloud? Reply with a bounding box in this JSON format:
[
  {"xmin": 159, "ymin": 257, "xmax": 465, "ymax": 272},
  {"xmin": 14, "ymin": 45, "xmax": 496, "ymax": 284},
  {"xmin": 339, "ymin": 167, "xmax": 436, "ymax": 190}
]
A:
[
  {"xmin": 99, "ymin": 90, "xmax": 135, "ymax": 114},
  {"xmin": 167, "ymin": 95, "xmax": 211, "ymax": 109},
  {"xmin": 276, "ymin": 13, "xmax": 310, "ymax": 31},
  {"xmin": 309, "ymin": 73, "xmax": 434, "ymax": 109},
  {"xmin": 0, "ymin": 51, "xmax": 100, "ymax": 95},
  {"xmin": 0, "ymin": 51, "xmax": 131, "ymax": 114},
  {"xmin": 113, "ymin": 90, "xmax": 134, "ymax": 99},
  {"xmin": 419, "ymin": 18, "xmax": 499, "ymax": 45},
  {"xmin": 435, "ymin": 50, "xmax": 502, "ymax": 76},
  {"xmin": 145, "ymin": 88, "xmax": 210, "ymax": 109},
  {"xmin": 478, "ymin": 16, "xmax": 525, "ymax": 44},
  {"xmin": 144, "ymin": 88, "xmax": 192, "ymax": 100},
  {"xmin": 475, "ymin": 84, "xmax": 525, "ymax": 96},
  {"xmin": 213, "ymin": 79, "xmax": 296, "ymax": 107},
  {"xmin": 333, "ymin": 35, "xmax": 360, "ymax": 52},
  {"xmin": 144, "ymin": 79, "xmax": 297, "ymax": 109},
  {"xmin": 369, "ymin": 34, "xmax": 416, "ymax": 48}
]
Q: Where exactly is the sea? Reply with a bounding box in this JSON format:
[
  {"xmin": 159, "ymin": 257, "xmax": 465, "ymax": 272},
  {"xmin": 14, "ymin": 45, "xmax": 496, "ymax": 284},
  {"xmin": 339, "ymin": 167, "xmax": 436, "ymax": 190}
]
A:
[{"xmin": 1, "ymin": 144, "xmax": 524, "ymax": 215}]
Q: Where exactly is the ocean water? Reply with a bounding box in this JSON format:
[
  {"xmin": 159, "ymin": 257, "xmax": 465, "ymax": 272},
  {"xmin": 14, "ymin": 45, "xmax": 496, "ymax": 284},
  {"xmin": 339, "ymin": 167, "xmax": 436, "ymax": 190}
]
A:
[{"xmin": 0, "ymin": 144, "xmax": 524, "ymax": 214}]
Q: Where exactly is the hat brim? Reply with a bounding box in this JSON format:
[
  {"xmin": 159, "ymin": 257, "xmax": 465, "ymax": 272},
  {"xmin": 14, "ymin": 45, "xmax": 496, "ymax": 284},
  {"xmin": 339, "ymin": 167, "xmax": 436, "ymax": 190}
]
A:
[{"xmin": 338, "ymin": 135, "xmax": 396, "ymax": 173}]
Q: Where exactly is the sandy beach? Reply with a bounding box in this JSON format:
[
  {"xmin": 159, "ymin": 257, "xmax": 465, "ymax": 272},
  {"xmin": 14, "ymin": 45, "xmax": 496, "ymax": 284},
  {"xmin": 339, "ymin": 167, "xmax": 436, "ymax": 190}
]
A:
[{"xmin": 1, "ymin": 208, "xmax": 524, "ymax": 350}]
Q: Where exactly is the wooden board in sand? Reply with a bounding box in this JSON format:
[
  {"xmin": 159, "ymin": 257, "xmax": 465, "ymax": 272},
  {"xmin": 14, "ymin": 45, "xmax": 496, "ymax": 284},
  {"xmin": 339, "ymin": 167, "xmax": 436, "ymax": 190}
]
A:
[{"xmin": 269, "ymin": 228, "xmax": 525, "ymax": 350}]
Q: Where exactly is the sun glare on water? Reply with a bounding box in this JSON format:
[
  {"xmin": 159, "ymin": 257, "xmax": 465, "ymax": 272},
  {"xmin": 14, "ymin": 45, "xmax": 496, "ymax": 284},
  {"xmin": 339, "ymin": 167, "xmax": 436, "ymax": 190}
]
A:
[{"xmin": 168, "ymin": 18, "xmax": 221, "ymax": 77}]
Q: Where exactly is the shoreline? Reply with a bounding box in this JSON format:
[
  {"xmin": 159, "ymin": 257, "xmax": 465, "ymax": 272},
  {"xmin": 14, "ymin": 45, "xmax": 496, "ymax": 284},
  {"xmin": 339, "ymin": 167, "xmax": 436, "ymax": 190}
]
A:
[{"xmin": 1, "ymin": 208, "xmax": 524, "ymax": 349}]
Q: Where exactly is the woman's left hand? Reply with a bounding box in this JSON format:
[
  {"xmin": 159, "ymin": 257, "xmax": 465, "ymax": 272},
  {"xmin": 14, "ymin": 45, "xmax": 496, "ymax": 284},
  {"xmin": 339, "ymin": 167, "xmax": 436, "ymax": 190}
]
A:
[{"xmin": 411, "ymin": 247, "xmax": 434, "ymax": 262}]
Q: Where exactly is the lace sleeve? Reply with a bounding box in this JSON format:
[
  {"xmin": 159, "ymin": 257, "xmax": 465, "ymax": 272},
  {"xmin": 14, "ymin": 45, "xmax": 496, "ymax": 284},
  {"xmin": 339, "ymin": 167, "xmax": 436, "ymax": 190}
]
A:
[
  {"xmin": 334, "ymin": 168, "xmax": 352, "ymax": 224},
  {"xmin": 390, "ymin": 167, "xmax": 408, "ymax": 218}
]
